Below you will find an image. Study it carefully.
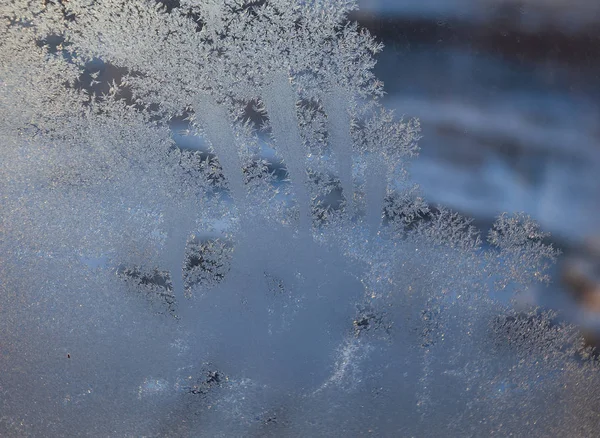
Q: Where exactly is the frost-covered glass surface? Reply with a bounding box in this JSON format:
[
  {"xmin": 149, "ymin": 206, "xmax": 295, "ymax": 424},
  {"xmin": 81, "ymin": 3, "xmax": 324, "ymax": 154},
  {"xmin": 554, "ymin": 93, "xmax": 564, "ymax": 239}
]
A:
[{"xmin": 0, "ymin": 1, "xmax": 598, "ymax": 436}]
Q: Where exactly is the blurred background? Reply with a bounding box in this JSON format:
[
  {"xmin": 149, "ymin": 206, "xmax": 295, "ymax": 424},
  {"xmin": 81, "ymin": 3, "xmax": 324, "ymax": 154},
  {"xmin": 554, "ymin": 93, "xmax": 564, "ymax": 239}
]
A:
[{"xmin": 354, "ymin": 0, "xmax": 600, "ymax": 341}]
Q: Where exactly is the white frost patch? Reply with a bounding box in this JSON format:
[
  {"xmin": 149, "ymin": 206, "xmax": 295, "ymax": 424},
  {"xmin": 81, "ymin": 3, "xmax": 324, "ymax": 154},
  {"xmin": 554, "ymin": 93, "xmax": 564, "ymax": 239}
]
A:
[
  {"xmin": 315, "ymin": 337, "xmax": 372, "ymax": 394},
  {"xmin": 137, "ymin": 378, "xmax": 171, "ymax": 399}
]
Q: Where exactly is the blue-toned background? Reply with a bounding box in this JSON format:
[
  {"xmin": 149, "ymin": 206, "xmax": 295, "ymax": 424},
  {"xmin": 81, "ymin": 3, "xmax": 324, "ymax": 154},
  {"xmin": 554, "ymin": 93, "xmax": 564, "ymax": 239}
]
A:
[{"xmin": 356, "ymin": 0, "xmax": 600, "ymax": 338}]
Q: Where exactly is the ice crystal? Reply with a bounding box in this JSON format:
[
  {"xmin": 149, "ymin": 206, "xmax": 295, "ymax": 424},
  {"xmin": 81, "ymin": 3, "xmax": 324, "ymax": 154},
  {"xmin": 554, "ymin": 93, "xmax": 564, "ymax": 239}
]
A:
[{"xmin": 1, "ymin": 1, "xmax": 597, "ymax": 436}]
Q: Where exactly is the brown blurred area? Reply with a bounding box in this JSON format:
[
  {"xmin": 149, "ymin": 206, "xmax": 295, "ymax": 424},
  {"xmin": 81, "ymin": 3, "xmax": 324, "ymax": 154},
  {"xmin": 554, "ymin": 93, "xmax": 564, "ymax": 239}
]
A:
[
  {"xmin": 562, "ymin": 238, "xmax": 600, "ymax": 346},
  {"xmin": 563, "ymin": 238, "xmax": 600, "ymax": 313}
]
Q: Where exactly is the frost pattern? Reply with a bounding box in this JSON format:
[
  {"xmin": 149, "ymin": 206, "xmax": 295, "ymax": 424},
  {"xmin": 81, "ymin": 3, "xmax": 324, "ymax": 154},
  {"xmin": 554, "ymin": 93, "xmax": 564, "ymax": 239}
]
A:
[{"xmin": 1, "ymin": 1, "xmax": 598, "ymax": 437}]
